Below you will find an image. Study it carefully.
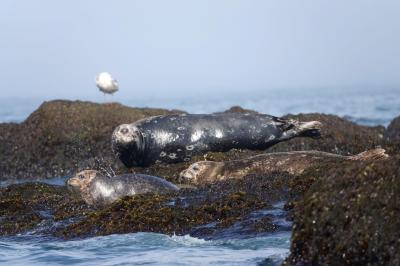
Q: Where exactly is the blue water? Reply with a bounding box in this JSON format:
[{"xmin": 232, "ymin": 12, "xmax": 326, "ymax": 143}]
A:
[
  {"xmin": 0, "ymin": 233, "xmax": 290, "ymax": 266},
  {"xmin": 0, "ymin": 176, "xmax": 69, "ymax": 187},
  {"xmin": 1, "ymin": 87, "xmax": 399, "ymax": 126},
  {"xmin": 1, "ymin": 87, "xmax": 399, "ymax": 265}
]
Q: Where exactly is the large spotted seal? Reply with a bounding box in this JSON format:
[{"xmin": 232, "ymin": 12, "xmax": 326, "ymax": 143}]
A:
[
  {"xmin": 112, "ymin": 113, "xmax": 322, "ymax": 167},
  {"xmin": 67, "ymin": 170, "xmax": 179, "ymax": 206},
  {"xmin": 179, "ymin": 148, "xmax": 388, "ymax": 184}
]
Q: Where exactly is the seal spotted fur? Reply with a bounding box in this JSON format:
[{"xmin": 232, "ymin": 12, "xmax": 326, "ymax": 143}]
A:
[
  {"xmin": 179, "ymin": 149, "xmax": 388, "ymax": 184},
  {"xmin": 112, "ymin": 113, "xmax": 322, "ymax": 167},
  {"xmin": 67, "ymin": 170, "xmax": 179, "ymax": 206}
]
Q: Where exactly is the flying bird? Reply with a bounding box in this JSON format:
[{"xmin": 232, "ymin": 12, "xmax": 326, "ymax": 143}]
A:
[{"xmin": 96, "ymin": 72, "xmax": 119, "ymax": 99}]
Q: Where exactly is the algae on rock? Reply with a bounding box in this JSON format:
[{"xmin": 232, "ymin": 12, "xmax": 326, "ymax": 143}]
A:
[{"xmin": 285, "ymin": 156, "xmax": 400, "ymax": 265}]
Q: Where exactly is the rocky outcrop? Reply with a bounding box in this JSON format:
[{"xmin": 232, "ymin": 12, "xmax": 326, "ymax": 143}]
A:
[
  {"xmin": 0, "ymin": 101, "xmax": 388, "ymax": 180},
  {"xmin": 2, "ymin": 100, "xmax": 399, "ymax": 265},
  {"xmin": 284, "ymin": 155, "xmax": 400, "ymax": 265},
  {"xmin": 0, "ymin": 100, "xmax": 182, "ymax": 179},
  {"xmin": 0, "ymin": 182, "xmax": 90, "ymax": 236},
  {"xmin": 0, "ymin": 172, "xmax": 292, "ymax": 238},
  {"xmin": 385, "ymin": 115, "xmax": 400, "ymax": 141}
]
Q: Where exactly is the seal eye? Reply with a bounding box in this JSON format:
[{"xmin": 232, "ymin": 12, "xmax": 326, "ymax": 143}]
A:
[
  {"xmin": 79, "ymin": 174, "xmax": 84, "ymax": 179},
  {"xmin": 192, "ymin": 166, "xmax": 199, "ymax": 171}
]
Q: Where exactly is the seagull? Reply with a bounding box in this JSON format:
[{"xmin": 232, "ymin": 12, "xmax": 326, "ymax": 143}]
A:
[{"xmin": 95, "ymin": 72, "xmax": 119, "ymax": 101}]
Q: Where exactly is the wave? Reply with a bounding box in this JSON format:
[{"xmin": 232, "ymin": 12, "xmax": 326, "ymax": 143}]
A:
[{"xmin": 0, "ymin": 232, "xmax": 290, "ymax": 265}]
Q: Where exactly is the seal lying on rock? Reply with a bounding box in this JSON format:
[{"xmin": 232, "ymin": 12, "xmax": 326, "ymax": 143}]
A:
[
  {"xmin": 180, "ymin": 148, "xmax": 388, "ymax": 184},
  {"xmin": 67, "ymin": 170, "xmax": 179, "ymax": 206},
  {"xmin": 112, "ymin": 113, "xmax": 322, "ymax": 167}
]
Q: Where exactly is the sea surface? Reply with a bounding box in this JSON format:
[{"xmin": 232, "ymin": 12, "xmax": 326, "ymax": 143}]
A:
[
  {"xmin": 1, "ymin": 87, "xmax": 399, "ymax": 126},
  {"xmin": 0, "ymin": 87, "xmax": 399, "ymax": 265}
]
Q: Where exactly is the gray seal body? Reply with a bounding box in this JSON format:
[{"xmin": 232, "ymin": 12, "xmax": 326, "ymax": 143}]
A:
[
  {"xmin": 112, "ymin": 113, "xmax": 322, "ymax": 167},
  {"xmin": 67, "ymin": 170, "xmax": 179, "ymax": 206}
]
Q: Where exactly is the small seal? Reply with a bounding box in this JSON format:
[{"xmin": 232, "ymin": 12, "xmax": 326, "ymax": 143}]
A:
[
  {"xmin": 179, "ymin": 148, "xmax": 388, "ymax": 184},
  {"xmin": 112, "ymin": 113, "xmax": 322, "ymax": 167},
  {"xmin": 67, "ymin": 170, "xmax": 179, "ymax": 206}
]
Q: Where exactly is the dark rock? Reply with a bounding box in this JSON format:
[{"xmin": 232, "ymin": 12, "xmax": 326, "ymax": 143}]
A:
[
  {"xmin": 220, "ymin": 106, "xmax": 259, "ymax": 114},
  {"xmin": 1, "ymin": 101, "xmax": 386, "ymax": 180},
  {"xmin": 0, "ymin": 100, "xmax": 182, "ymax": 179},
  {"xmin": 385, "ymin": 115, "xmax": 400, "ymax": 141},
  {"xmin": 284, "ymin": 156, "xmax": 400, "ymax": 265},
  {"xmin": 0, "ymin": 183, "xmax": 89, "ymax": 236},
  {"xmin": 57, "ymin": 173, "xmax": 292, "ymax": 239},
  {"xmin": 0, "ymin": 172, "xmax": 292, "ymax": 239}
]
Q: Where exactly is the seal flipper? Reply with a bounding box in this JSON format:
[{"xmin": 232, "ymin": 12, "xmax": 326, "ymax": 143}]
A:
[
  {"xmin": 279, "ymin": 119, "xmax": 323, "ymax": 140},
  {"xmin": 349, "ymin": 148, "xmax": 388, "ymax": 161}
]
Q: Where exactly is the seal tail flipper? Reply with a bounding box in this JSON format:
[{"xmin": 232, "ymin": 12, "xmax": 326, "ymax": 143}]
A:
[
  {"xmin": 349, "ymin": 148, "xmax": 389, "ymax": 161},
  {"xmin": 279, "ymin": 119, "xmax": 323, "ymax": 140}
]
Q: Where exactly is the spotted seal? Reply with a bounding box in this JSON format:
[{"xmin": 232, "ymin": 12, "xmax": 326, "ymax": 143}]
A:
[
  {"xmin": 67, "ymin": 170, "xmax": 179, "ymax": 206},
  {"xmin": 179, "ymin": 148, "xmax": 388, "ymax": 184},
  {"xmin": 112, "ymin": 113, "xmax": 322, "ymax": 167}
]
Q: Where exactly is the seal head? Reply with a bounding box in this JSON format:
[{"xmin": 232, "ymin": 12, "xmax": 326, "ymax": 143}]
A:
[
  {"xmin": 67, "ymin": 170, "xmax": 99, "ymax": 205},
  {"xmin": 180, "ymin": 161, "xmax": 224, "ymax": 184},
  {"xmin": 112, "ymin": 124, "xmax": 146, "ymax": 167}
]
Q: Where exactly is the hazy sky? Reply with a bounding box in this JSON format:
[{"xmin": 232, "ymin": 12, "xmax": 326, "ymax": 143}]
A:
[{"xmin": 0, "ymin": 0, "xmax": 399, "ymax": 99}]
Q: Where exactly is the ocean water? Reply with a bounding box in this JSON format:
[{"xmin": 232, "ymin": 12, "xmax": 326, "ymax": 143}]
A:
[
  {"xmin": 0, "ymin": 177, "xmax": 292, "ymax": 265},
  {"xmin": 1, "ymin": 87, "xmax": 399, "ymax": 265},
  {"xmin": 1, "ymin": 87, "xmax": 399, "ymax": 126},
  {"xmin": 0, "ymin": 233, "xmax": 290, "ymax": 266}
]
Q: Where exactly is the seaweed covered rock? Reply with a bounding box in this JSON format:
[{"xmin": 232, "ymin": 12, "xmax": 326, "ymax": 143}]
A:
[
  {"xmin": 385, "ymin": 115, "xmax": 400, "ymax": 141},
  {"xmin": 269, "ymin": 113, "xmax": 385, "ymax": 155},
  {"xmin": 0, "ymin": 183, "xmax": 89, "ymax": 236},
  {"xmin": 285, "ymin": 156, "xmax": 400, "ymax": 265},
  {"xmin": 0, "ymin": 100, "xmax": 182, "ymax": 179},
  {"xmin": 58, "ymin": 173, "xmax": 292, "ymax": 239}
]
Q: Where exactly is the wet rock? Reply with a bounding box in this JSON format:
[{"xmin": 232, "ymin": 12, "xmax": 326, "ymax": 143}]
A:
[
  {"xmin": 57, "ymin": 173, "xmax": 292, "ymax": 239},
  {"xmin": 268, "ymin": 113, "xmax": 385, "ymax": 155},
  {"xmin": 284, "ymin": 156, "xmax": 400, "ymax": 265},
  {"xmin": 0, "ymin": 183, "xmax": 89, "ymax": 236},
  {"xmin": 0, "ymin": 171, "xmax": 292, "ymax": 239},
  {"xmin": 0, "ymin": 100, "xmax": 182, "ymax": 179}
]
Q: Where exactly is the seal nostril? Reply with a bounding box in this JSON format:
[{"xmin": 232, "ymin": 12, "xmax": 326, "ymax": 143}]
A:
[{"xmin": 121, "ymin": 128, "xmax": 129, "ymax": 134}]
